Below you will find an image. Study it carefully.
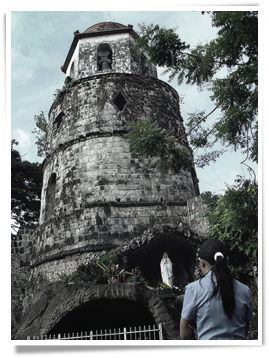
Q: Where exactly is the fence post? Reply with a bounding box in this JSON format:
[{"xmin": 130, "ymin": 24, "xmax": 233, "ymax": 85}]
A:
[
  {"xmin": 58, "ymin": 334, "xmax": 61, "ymax": 340},
  {"xmin": 123, "ymin": 327, "xmax": 127, "ymax": 340},
  {"xmin": 158, "ymin": 323, "xmax": 163, "ymax": 340},
  {"xmin": 90, "ymin": 331, "xmax": 93, "ymax": 340}
]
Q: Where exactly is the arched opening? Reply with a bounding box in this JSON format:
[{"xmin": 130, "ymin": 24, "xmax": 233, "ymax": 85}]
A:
[
  {"xmin": 53, "ymin": 112, "xmax": 64, "ymax": 131},
  {"xmin": 47, "ymin": 298, "xmax": 156, "ymax": 338},
  {"xmin": 44, "ymin": 173, "xmax": 56, "ymax": 221},
  {"xmin": 97, "ymin": 43, "xmax": 112, "ymax": 71},
  {"xmin": 141, "ymin": 55, "xmax": 149, "ymax": 75},
  {"xmin": 70, "ymin": 61, "xmax": 75, "ymax": 78},
  {"xmin": 122, "ymin": 233, "xmax": 197, "ymax": 289}
]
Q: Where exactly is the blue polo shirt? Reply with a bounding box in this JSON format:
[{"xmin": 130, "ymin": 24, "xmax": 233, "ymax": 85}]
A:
[{"xmin": 181, "ymin": 271, "xmax": 253, "ymax": 340}]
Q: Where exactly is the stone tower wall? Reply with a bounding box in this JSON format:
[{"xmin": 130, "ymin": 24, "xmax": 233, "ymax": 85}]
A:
[
  {"xmin": 11, "ymin": 196, "xmax": 208, "ymax": 290},
  {"xmin": 28, "ymin": 72, "xmax": 200, "ymax": 285},
  {"xmin": 187, "ymin": 196, "xmax": 209, "ymax": 237},
  {"xmin": 47, "ymin": 73, "xmax": 183, "ymax": 155}
]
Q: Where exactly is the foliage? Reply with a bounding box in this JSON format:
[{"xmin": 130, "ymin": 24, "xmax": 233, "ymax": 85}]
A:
[
  {"xmin": 97, "ymin": 260, "xmax": 130, "ymax": 283},
  {"xmin": 76, "ymin": 261, "xmax": 103, "ymax": 282},
  {"xmin": 32, "ymin": 80, "xmax": 77, "ymax": 158},
  {"xmin": 228, "ymin": 265, "xmax": 243, "ymax": 281},
  {"xmin": 207, "ymin": 176, "xmax": 258, "ymax": 265},
  {"xmin": 134, "ymin": 12, "xmax": 258, "ymax": 171},
  {"xmin": 52, "ymin": 79, "xmax": 76, "ymax": 108},
  {"xmin": 56, "ymin": 261, "xmax": 149, "ymax": 285},
  {"xmin": 98, "ymin": 248, "xmax": 121, "ymax": 266},
  {"xmin": 134, "ymin": 23, "xmax": 190, "ymax": 68},
  {"xmin": 56, "ymin": 248, "xmax": 125, "ymax": 284},
  {"xmin": 130, "ymin": 266, "xmax": 142, "ymax": 278},
  {"xmin": 251, "ymin": 308, "xmax": 258, "ymax": 331},
  {"xmin": 125, "ymin": 266, "xmax": 149, "ymax": 285},
  {"xmin": 11, "ymin": 140, "xmax": 42, "ymax": 232},
  {"xmin": 124, "ymin": 119, "xmax": 192, "ymax": 176},
  {"xmin": 57, "ymin": 262, "xmax": 103, "ymax": 284},
  {"xmin": 57, "ymin": 262, "xmax": 100, "ymax": 284},
  {"xmin": 57, "ymin": 272, "xmax": 83, "ymax": 284},
  {"xmin": 201, "ymin": 191, "xmax": 222, "ymax": 216},
  {"xmin": 32, "ymin": 111, "xmax": 50, "ymax": 157}
]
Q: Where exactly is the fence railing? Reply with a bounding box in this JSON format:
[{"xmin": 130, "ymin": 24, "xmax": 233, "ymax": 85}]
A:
[{"xmin": 27, "ymin": 323, "xmax": 163, "ymax": 340}]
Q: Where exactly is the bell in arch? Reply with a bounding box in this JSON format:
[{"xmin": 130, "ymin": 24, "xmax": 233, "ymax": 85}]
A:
[
  {"xmin": 101, "ymin": 61, "xmax": 110, "ymax": 70},
  {"xmin": 98, "ymin": 49, "xmax": 112, "ymax": 71}
]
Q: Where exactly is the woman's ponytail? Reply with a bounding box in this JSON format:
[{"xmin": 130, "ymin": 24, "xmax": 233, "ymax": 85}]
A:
[{"xmin": 199, "ymin": 239, "xmax": 235, "ymax": 319}]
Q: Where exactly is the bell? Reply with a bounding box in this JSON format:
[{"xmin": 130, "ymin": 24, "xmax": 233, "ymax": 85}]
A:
[{"xmin": 101, "ymin": 61, "xmax": 110, "ymax": 71}]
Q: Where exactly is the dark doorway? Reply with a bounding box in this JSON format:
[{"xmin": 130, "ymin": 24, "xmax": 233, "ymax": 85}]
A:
[{"xmin": 48, "ymin": 298, "xmax": 156, "ymax": 337}]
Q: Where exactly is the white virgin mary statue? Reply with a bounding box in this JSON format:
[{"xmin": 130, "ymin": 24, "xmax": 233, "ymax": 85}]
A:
[{"xmin": 160, "ymin": 252, "xmax": 173, "ymax": 287}]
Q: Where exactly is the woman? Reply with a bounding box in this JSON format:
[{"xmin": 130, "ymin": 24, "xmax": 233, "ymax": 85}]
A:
[{"xmin": 180, "ymin": 239, "xmax": 253, "ymax": 340}]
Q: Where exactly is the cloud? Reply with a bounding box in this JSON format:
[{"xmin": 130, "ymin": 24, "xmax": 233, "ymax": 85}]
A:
[{"xmin": 13, "ymin": 129, "xmax": 31, "ymax": 149}]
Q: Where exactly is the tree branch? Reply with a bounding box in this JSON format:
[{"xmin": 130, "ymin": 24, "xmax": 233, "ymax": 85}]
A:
[{"xmin": 178, "ymin": 104, "xmax": 220, "ymax": 142}]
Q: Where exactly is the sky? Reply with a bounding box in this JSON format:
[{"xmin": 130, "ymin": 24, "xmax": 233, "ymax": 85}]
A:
[{"xmin": 9, "ymin": 8, "xmax": 259, "ymax": 197}]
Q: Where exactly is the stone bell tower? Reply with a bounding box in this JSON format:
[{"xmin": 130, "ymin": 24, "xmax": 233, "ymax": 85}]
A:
[
  {"xmin": 12, "ymin": 22, "xmax": 204, "ymax": 340},
  {"xmin": 35, "ymin": 22, "xmax": 200, "ymax": 273}
]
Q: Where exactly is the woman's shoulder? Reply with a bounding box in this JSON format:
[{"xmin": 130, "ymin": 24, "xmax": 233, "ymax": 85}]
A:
[
  {"xmin": 185, "ymin": 274, "xmax": 212, "ymax": 291},
  {"xmin": 234, "ymin": 279, "xmax": 251, "ymax": 296}
]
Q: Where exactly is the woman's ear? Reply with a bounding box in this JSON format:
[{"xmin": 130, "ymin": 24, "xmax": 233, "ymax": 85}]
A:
[{"xmin": 199, "ymin": 258, "xmax": 206, "ymax": 268}]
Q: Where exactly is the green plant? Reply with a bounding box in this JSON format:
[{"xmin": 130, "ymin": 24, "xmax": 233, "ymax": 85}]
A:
[
  {"xmin": 99, "ymin": 248, "xmax": 121, "ymax": 266},
  {"xmin": 32, "ymin": 111, "xmax": 49, "ymax": 157},
  {"xmin": 124, "ymin": 119, "xmax": 192, "ymax": 177},
  {"xmin": 21, "ymin": 276, "xmax": 38, "ymax": 290},
  {"xmin": 134, "ymin": 13, "xmax": 258, "ymax": 167},
  {"xmin": 52, "ymin": 79, "xmax": 76, "ymax": 108},
  {"xmin": 208, "ymin": 176, "xmax": 258, "ymax": 288},
  {"xmin": 76, "ymin": 261, "xmax": 103, "ymax": 283},
  {"xmin": 250, "ymin": 308, "xmax": 258, "ymax": 331},
  {"xmin": 228, "ymin": 265, "xmax": 242, "ymax": 280},
  {"xmin": 57, "ymin": 272, "xmax": 70, "ymax": 283},
  {"xmin": 11, "ymin": 140, "xmax": 42, "ymax": 230},
  {"xmin": 125, "ymin": 266, "xmax": 149, "ymax": 285},
  {"xmin": 97, "ymin": 260, "xmax": 130, "ymax": 283}
]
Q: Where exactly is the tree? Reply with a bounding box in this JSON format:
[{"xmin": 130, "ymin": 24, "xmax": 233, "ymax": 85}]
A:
[
  {"xmin": 132, "ymin": 11, "xmax": 258, "ymax": 172},
  {"xmin": 124, "ymin": 119, "xmax": 192, "ymax": 176},
  {"xmin": 200, "ymin": 191, "xmax": 222, "ymax": 216},
  {"xmin": 32, "ymin": 111, "xmax": 50, "ymax": 157},
  {"xmin": 11, "ymin": 140, "xmax": 42, "ymax": 232},
  {"xmin": 206, "ymin": 176, "xmax": 258, "ymax": 288},
  {"xmin": 32, "ymin": 81, "xmax": 77, "ymax": 158}
]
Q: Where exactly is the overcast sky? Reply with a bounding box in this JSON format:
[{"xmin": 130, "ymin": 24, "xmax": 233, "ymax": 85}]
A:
[{"xmin": 10, "ymin": 8, "xmax": 258, "ymax": 195}]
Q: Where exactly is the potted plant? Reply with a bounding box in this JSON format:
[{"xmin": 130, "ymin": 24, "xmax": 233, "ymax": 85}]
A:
[
  {"xmin": 131, "ymin": 266, "xmax": 142, "ymax": 282},
  {"xmin": 97, "ymin": 260, "xmax": 129, "ymax": 284},
  {"xmin": 125, "ymin": 266, "xmax": 149, "ymax": 285},
  {"xmin": 76, "ymin": 261, "xmax": 102, "ymax": 283}
]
